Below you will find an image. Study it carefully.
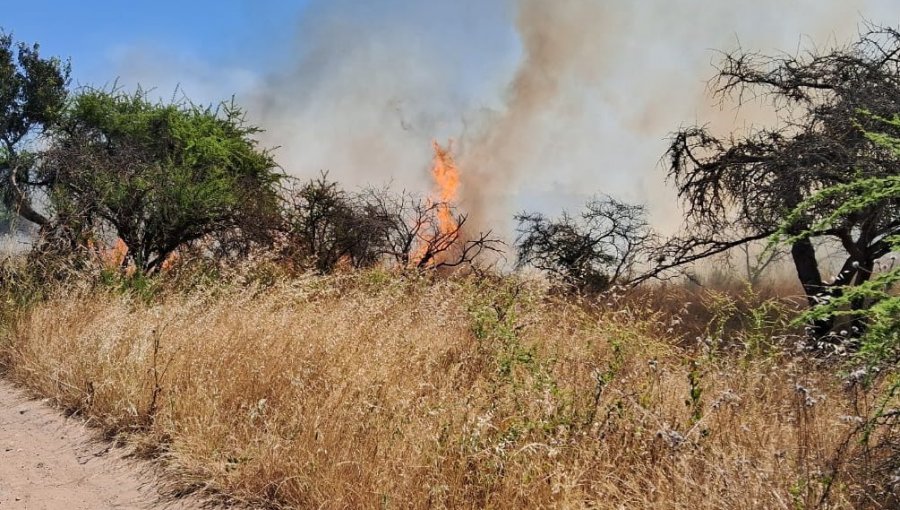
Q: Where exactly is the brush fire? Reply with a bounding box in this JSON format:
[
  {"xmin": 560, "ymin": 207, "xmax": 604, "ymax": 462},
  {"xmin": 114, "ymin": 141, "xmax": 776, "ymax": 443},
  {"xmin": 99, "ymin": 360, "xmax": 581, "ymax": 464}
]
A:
[
  {"xmin": 430, "ymin": 139, "xmax": 461, "ymax": 235},
  {"xmin": 410, "ymin": 139, "xmax": 464, "ymax": 267}
]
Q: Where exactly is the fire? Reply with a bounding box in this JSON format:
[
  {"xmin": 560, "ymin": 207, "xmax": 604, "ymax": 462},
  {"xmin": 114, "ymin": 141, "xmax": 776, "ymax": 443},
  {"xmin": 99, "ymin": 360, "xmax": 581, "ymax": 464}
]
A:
[
  {"xmin": 161, "ymin": 250, "xmax": 179, "ymax": 272},
  {"xmin": 88, "ymin": 237, "xmax": 128, "ymax": 269},
  {"xmin": 85, "ymin": 237, "xmax": 134, "ymax": 275},
  {"xmin": 410, "ymin": 140, "xmax": 463, "ymax": 267},
  {"xmin": 88, "ymin": 237, "xmax": 178, "ymax": 273},
  {"xmin": 430, "ymin": 139, "xmax": 460, "ymax": 234}
]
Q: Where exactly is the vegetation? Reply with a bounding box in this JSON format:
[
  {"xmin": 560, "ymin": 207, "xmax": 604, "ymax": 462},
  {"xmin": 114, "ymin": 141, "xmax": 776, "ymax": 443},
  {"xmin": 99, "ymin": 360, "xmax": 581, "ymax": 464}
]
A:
[
  {"xmin": 515, "ymin": 195, "xmax": 654, "ymax": 294},
  {"xmin": 0, "ymin": 30, "xmax": 69, "ymax": 226},
  {"xmin": 43, "ymin": 90, "xmax": 282, "ymax": 273},
  {"xmin": 773, "ymin": 116, "xmax": 900, "ymax": 365},
  {"xmin": 2, "ymin": 273, "xmax": 895, "ymax": 509},
  {"xmin": 0, "ymin": 23, "xmax": 898, "ymax": 510},
  {"xmin": 654, "ymin": 25, "xmax": 900, "ymax": 338},
  {"xmin": 281, "ymin": 176, "xmax": 504, "ymax": 273},
  {"xmin": 281, "ymin": 174, "xmax": 384, "ymax": 272}
]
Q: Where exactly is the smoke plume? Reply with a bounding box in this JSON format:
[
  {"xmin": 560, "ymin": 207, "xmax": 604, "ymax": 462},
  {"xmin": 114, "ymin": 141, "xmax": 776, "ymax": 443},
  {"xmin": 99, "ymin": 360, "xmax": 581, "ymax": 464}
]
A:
[{"xmin": 238, "ymin": 0, "xmax": 898, "ymax": 236}]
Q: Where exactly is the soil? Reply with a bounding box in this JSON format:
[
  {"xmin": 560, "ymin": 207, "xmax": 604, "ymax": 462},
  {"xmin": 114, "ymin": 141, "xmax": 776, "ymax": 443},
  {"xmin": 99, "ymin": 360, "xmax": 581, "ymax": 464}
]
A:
[{"xmin": 0, "ymin": 379, "xmax": 206, "ymax": 510}]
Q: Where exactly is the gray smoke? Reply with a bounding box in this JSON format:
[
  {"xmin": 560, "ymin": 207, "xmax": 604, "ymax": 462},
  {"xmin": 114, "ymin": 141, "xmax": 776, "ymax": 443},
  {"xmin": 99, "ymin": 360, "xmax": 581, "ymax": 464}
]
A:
[{"xmin": 113, "ymin": 0, "xmax": 900, "ymax": 237}]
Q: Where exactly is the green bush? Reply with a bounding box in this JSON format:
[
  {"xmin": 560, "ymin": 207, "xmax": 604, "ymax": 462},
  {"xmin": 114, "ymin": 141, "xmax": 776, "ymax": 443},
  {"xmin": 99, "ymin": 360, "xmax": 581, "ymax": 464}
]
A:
[{"xmin": 44, "ymin": 89, "xmax": 283, "ymax": 274}]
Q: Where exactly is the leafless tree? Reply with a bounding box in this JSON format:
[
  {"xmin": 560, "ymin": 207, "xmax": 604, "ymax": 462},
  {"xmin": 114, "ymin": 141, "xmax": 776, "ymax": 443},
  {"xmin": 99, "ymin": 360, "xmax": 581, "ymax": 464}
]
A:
[
  {"xmin": 281, "ymin": 174, "xmax": 390, "ymax": 273},
  {"xmin": 644, "ymin": 24, "xmax": 900, "ymax": 335},
  {"xmin": 736, "ymin": 241, "xmax": 788, "ymax": 286},
  {"xmin": 282, "ymin": 181, "xmax": 504, "ymax": 274},
  {"xmin": 356, "ymin": 187, "xmax": 505, "ymax": 271},
  {"xmin": 515, "ymin": 196, "xmax": 655, "ymax": 294}
]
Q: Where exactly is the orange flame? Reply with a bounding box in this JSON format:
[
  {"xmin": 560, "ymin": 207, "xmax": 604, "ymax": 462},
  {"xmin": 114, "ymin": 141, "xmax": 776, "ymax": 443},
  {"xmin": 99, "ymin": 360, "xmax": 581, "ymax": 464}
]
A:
[
  {"xmin": 430, "ymin": 140, "xmax": 460, "ymax": 234},
  {"xmin": 97, "ymin": 238, "xmax": 128, "ymax": 269},
  {"xmin": 87, "ymin": 237, "xmax": 134, "ymax": 275},
  {"xmin": 88, "ymin": 237, "xmax": 179, "ymax": 273},
  {"xmin": 161, "ymin": 250, "xmax": 179, "ymax": 272},
  {"xmin": 410, "ymin": 140, "xmax": 463, "ymax": 268}
]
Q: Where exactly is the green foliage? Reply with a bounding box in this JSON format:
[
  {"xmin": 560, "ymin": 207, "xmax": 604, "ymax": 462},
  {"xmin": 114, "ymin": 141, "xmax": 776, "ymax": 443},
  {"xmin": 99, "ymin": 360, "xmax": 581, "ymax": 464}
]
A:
[
  {"xmin": 686, "ymin": 360, "xmax": 703, "ymax": 425},
  {"xmin": 46, "ymin": 89, "xmax": 283, "ymax": 273},
  {"xmin": 775, "ymin": 115, "xmax": 900, "ymax": 367},
  {"xmin": 776, "ymin": 176, "xmax": 900, "ymax": 247},
  {"xmin": 0, "ymin": 31, "xmax": 69, "ymax": 140},
  {"xmin": 468, "ymin": 280, "xmax": 537, "ymax": 382},
  {"xmin": 773, "ymin": 121, "xmax": 898, "ymax": 505},
  {"xmin": 701, "ymin": 286, "xmax": 796, "ymax": 358},
  {"xmin": 742, "ymin": 297, "xmax": 792, "ymax": 357},
  {"xmin": 0, "ymin": 30, "xmax": 70, "ymax": 226},
  {"xmin": 97, "ymin": 267, "xmax": 161, "ymax": 302}
]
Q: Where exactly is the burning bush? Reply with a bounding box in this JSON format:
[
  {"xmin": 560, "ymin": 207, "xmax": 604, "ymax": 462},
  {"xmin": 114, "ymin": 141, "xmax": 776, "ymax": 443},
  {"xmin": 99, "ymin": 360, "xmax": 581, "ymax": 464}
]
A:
[{"xmin": 280, "ymin": 142, "xmax": 503, "ymax": 274}]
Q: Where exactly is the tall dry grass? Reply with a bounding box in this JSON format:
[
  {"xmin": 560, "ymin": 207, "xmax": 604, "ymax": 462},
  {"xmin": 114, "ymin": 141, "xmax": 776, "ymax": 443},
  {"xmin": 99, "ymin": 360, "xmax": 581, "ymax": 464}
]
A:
[{"xmin": 0, "ymin": 271, "xmax": 891, "ymax": 508}]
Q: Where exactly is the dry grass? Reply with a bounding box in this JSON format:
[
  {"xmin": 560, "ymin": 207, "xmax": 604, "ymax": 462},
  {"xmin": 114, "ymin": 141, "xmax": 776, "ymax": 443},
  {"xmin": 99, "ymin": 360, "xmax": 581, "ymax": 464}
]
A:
[{"xmin": 0, "ymin": 271, "xmax": 892, "ymax": 509}]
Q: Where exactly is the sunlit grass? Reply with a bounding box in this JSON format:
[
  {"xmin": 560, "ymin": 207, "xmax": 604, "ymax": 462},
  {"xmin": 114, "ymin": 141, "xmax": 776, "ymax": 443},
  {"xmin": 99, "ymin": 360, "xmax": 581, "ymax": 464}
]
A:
[{"xmin": 0, "ymin": 270, "xmax": 889, "ymax": 509}]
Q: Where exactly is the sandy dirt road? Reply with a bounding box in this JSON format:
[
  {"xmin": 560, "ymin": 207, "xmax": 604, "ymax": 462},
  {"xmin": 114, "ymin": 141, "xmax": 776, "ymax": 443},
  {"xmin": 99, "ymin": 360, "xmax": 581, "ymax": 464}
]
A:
[{"xmin": 0, "ymin": 379, "xmax": 205, "ymax": 510}]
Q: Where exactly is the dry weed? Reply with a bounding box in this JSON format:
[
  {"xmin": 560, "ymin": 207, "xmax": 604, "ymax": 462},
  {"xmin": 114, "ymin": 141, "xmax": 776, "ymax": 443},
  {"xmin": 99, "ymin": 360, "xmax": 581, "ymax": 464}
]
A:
[{"xmin": 0, "ymin": 272, "xmax": 889, "ymax": 509}]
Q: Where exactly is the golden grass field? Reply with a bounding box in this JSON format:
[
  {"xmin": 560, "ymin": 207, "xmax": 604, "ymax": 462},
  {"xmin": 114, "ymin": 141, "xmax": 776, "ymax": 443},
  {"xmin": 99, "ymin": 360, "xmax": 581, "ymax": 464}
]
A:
[{"xmin": 0, "ymin": 270, "xmax": 894, "ymax": 509}]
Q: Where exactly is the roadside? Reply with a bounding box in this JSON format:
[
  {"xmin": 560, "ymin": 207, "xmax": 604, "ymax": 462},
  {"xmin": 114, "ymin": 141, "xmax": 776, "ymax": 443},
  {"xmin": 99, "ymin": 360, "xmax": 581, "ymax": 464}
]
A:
[{"xmin": 0, "ymin": 379, "xmax": 205, "ymax": 510}]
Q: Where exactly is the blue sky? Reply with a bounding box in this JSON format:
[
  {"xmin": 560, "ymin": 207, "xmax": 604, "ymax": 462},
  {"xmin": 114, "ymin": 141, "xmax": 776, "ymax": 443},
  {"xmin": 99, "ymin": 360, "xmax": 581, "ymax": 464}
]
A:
[{"xmin": 4, "ymin": 1, "xmax": 311, "ymax": 89}]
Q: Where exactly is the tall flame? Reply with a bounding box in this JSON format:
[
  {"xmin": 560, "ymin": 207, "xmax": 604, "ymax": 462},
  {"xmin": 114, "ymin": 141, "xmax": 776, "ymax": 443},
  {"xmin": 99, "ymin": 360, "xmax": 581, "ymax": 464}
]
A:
[
  {"xmin": 410, "ymin": 140, "xmax": 462, "ymax": 267},
  {"xmin": 430, "ymin": 139, "xmax": 460, "ymax": 234}
]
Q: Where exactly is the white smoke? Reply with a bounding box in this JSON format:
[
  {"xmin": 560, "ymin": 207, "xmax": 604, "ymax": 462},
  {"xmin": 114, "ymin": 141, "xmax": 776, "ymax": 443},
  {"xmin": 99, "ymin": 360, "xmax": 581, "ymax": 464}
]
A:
[{"xmin": 108, "ymin": 0, "xmax": 900, "ymax": 236}]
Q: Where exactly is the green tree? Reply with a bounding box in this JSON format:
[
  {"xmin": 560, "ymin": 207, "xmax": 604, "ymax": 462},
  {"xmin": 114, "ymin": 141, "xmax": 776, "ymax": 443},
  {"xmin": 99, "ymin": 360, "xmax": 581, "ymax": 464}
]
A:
[
  {"xmin": 777, "ymin": 115, "xmax": 900, "ymax": 359},
  {"xmin": 778, "ymin": 119, "xmax": 900, "ymax": 508},
  {"xmin": 43, "ymin": 89, "xmax": 282, "ymax": 273},
  {"xmin": 0, "ymin": 30, "xmax": 70, "ymax": 226}
]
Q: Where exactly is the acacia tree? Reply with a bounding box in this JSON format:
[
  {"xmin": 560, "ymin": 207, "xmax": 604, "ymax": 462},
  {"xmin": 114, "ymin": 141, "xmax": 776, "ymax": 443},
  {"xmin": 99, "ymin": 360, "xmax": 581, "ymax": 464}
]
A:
[
  {"xmin": 777, "ymin": 115, "xmax": 900, "ymax": 347},
  {"xmin": 653, "ymin": 25, "xmax": 900, "ymax": 334},
  {"xmin": 777, "ymin": 122, "xmax": 900, "ymax": 501},
  {"xmin": 43, "ymin": 90, "xmax": 282, "ymax": 273},
  {"xmin": 515, "ymin": 196, "xmax": 654, "ymax": 294},
  {"xmin": 0, "ymin": 30, "xmax": 69, "ymax": 227}
]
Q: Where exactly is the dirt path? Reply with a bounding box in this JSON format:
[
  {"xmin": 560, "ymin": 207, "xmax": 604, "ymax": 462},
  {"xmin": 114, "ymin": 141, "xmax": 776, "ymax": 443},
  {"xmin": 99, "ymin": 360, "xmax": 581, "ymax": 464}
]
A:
[{"xmin": 0, "ymin": 379, "xmax": 206, "ymax": 510}]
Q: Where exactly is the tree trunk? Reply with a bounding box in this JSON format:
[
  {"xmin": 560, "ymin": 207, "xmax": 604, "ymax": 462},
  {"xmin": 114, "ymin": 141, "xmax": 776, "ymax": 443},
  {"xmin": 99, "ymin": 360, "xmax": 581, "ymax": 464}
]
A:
[
  {"xmin": 4, "ymin": 166, "xmax": 49, "ymax": 227},
  {"xmin": 791, "ymin": 238, "xmax": 825, "ymax": 305},
  {"xmin": 790, "ymin": 238, "xmax": 833, "ymax": 338},
  {"xmin": 849, "ymin": 258, "xmax": 875, "ymax": 335}
]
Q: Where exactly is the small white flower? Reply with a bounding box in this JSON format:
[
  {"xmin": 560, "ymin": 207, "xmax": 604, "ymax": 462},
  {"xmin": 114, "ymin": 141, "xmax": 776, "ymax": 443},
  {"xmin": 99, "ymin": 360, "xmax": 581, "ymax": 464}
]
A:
[{"xmin": 656, "ymin": 427, "xmax": 685, "ymax": 448}]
